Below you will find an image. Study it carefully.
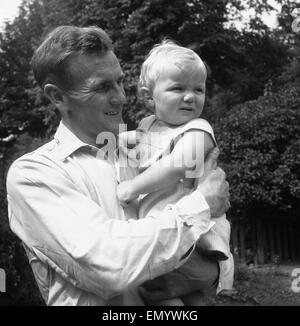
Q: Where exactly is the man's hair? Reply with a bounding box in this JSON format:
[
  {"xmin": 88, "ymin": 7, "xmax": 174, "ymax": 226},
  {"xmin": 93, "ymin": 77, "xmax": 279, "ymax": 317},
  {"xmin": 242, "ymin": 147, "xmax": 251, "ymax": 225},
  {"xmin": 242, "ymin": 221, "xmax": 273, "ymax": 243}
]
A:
[
  {"xmin": 31, "ymin": 25, "xmax": 113, "ymax": 90},
  {"xmin": 138, "ymin": 39, "xmax": 207, "ymax": 95}
]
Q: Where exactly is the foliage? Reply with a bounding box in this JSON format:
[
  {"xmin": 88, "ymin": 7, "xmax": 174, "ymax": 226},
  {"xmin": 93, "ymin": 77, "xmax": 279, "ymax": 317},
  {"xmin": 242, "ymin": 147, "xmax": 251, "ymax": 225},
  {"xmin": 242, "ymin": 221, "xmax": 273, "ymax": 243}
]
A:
[
  {"xmin": 0, "ymin": 0, "xmax": 299, "ymax": 305},
  {"xmin": 0, "ymin": 134, "xmax": 49, "ymax": 305},
  {"xmin": 0, "ymin": 0, "xmax": 46, "ymax": 140},
  {"xmin": 215, "ymin": 84, "xmax": 300, "ymax": 220},
  {"xmin": 0, "ymin": 0, "xmax": 291, "ymax": 133},
  {"xmin": 0, "ymin": 216, "xmax": 44, "ymax": 305}
]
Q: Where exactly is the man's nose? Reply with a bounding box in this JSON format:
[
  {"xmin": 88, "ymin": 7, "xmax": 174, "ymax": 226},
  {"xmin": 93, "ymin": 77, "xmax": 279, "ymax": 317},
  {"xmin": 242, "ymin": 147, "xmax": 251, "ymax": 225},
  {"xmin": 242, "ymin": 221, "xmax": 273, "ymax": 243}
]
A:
[{"xmin": 111, "ymin": 86, "xmax": 127, "ymax": 106}]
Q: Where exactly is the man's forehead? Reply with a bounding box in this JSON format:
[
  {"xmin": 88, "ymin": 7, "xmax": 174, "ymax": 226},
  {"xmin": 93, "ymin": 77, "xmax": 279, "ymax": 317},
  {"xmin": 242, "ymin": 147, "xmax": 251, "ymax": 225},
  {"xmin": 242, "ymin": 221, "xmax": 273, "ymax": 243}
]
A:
[{"xmin": 68, "ymin": 51, "xmax": 123, "ymax": 83}]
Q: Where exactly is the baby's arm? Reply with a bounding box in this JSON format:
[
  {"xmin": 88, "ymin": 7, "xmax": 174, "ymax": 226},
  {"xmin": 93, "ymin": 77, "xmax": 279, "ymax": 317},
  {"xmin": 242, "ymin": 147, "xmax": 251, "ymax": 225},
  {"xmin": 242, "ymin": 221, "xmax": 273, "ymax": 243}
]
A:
[
  {"xmin": 117, "ymin": 131, "xmax": 215, "ymax": 206},
  {"xmin": 118, "ymin": 130, "xmax": 138, "ymax": 149}
]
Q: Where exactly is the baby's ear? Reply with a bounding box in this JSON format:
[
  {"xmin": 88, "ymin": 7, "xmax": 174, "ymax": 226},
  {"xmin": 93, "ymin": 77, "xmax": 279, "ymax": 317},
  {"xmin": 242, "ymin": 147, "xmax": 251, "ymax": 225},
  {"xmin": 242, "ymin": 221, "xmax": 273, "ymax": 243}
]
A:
[
  {"xmin": 139, "ymin": 87, "xmax": 151, "ymax": 99},
  {"xmin": 139, "ymin": 87, "xmax": 155, "ymax": 112}
]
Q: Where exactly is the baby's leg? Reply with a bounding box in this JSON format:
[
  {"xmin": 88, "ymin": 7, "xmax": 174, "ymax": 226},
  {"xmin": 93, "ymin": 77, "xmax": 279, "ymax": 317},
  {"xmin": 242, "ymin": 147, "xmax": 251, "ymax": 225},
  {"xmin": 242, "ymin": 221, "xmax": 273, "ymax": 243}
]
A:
[
  {"xmin": 179, "ymin": 252, "xmax": 219, "ymax": 305},
  {"xmin": 181, "ymin": 291, "xmax": 207, "ymax": 306},
  {"xmin": 197, "ymin": 214, "xmax": 230, "ymax": 261}
]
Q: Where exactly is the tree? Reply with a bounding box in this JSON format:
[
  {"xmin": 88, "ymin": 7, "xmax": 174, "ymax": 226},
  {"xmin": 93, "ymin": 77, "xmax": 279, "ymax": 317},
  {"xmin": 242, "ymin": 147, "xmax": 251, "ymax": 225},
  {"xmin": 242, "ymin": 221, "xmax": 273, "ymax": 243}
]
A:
[
  {"xmin": 0, "ymin": 0, "xmax": 48, "ymax": 144},
  {"xmin": 0, "ymin": 0, "xmax": 299, "ymax": 305},
  {"xmin": 215, "ymin": 83, "xmax": 300, "ymax": 220},
  {"xmin": 1, "ymin": 0, "xmax": 291, "ymax": 133}
]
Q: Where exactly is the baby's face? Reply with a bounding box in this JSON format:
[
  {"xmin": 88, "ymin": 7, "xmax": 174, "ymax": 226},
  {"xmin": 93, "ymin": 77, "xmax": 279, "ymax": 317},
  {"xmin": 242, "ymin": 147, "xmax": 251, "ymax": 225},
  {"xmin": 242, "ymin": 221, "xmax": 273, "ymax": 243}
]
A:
[{"xmin": 152, "ymin": 61, "xmax": 206, "ymax": 126}]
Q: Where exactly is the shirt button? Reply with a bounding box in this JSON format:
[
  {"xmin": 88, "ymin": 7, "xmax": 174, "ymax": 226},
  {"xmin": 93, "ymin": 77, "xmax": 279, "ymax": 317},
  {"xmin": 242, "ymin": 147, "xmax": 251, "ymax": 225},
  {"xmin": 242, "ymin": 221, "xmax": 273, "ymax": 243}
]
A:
[{"xmin": 182, "ymin": 216, "xmax": 195, "ymax": 227}]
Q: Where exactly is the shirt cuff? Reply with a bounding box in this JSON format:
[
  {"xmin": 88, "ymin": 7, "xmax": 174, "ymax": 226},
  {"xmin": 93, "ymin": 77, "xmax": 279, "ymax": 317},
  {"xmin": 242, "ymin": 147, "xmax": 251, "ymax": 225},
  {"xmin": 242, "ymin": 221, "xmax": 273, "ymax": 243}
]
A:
[
  {"xmin": 176, "ymin": 189, "xmax": 210, "ymax": 217},
  {"xmin": 175, "ymin": 190, "xmax": 214, "ymax": 250}
]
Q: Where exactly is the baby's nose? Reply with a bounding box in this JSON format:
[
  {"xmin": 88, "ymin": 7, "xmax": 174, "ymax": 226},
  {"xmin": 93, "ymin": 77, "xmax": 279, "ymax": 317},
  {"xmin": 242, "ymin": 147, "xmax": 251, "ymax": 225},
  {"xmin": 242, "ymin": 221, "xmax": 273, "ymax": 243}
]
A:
[{"xmin": 183, "ymin": 93, "xmax": 194, "ymax": 102}]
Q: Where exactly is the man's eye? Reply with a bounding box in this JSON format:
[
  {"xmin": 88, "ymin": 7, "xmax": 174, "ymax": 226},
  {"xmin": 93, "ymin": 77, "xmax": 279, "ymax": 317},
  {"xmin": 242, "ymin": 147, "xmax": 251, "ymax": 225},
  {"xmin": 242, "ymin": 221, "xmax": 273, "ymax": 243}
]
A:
[
  {"xmin": 95, "ymin": 84, "xmax": 110, "ymax": 92},
  {"xmin": 171, "ymin": 87, "xmax": 182, "ymax": 91},
  {"xmin": 196, "ymin": 88, "xmax": 204, "ymax": 93}
]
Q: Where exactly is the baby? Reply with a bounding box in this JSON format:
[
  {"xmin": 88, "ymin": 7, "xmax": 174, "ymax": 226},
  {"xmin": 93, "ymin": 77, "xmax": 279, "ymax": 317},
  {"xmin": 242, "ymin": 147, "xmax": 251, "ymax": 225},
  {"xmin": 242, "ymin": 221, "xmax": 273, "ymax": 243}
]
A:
[{"xmin": 117, "ymin": 40, "xmax": 232, "ymax": 305}]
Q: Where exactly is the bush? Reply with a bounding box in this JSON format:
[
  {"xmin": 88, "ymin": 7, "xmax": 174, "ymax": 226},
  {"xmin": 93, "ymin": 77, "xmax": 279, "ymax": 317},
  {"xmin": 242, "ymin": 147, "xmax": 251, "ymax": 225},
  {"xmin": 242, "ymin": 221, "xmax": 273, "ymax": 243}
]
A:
[
  {"xmin": 215, "ymin": 84, "xmax": 300, "ymax": 220},
  {"xmin": 0, "ymin": 134, "xmax": 49, "ymax": 305}
]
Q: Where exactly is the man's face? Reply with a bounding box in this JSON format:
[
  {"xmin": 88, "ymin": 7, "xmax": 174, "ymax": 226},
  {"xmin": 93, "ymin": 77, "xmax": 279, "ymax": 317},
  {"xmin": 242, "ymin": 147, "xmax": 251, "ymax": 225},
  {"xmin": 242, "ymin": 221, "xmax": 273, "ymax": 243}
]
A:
[{"xmin": 62, "ymin": 51, "xmax": 126, "ymax": 141}]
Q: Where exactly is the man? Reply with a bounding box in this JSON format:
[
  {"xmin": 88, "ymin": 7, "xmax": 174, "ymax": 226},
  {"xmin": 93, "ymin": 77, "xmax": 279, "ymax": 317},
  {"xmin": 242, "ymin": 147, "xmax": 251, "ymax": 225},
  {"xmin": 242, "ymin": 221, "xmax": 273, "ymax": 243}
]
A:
[{"xmin": 6, "ymin": 26, "xmax": 233, "ymax": 306}]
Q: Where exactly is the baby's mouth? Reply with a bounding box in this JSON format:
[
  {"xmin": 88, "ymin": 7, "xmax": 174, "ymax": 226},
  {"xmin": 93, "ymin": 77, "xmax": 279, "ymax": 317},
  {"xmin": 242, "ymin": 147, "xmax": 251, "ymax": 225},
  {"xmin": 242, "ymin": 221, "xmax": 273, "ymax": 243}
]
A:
[{"xmin": 179, "ymin": 107, "xmax": 194, "ymax": 112}]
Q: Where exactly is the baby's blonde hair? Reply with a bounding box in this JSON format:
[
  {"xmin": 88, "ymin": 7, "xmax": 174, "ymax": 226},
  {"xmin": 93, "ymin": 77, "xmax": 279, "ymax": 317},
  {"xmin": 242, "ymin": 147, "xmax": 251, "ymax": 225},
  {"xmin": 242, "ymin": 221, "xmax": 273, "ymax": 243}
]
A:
[{"xmin": 138, "ymin": 39, "xmax": 207, "ymax": 95}]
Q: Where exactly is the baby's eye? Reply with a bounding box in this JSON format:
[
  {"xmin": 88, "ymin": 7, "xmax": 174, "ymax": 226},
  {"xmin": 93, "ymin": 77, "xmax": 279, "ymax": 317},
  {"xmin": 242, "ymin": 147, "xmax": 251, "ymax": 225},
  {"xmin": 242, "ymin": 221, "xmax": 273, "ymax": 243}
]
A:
[
  {"xmin": 171, "ymin": 86, "xmax": 183, "ymax": 91},
  {"xmin": 196, "ymin": 88, "xmax": 205, "ymax": 93}
]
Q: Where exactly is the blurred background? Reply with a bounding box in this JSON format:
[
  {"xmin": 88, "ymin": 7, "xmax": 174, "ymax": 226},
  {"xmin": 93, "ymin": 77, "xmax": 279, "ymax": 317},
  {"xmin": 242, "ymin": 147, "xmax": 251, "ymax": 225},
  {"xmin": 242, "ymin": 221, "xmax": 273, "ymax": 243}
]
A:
[{"xmin": 0, "ymin": 0, "xmax": 299, "ymax": 305}]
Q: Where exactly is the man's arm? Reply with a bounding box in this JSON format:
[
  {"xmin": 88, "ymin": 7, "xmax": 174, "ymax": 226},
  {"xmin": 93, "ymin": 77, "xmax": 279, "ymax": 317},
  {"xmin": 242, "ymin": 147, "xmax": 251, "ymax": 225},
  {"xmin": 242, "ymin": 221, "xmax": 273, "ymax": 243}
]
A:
[{"xmin": 6, "ymin": 154, "xmax": 217, "ymax": 300}]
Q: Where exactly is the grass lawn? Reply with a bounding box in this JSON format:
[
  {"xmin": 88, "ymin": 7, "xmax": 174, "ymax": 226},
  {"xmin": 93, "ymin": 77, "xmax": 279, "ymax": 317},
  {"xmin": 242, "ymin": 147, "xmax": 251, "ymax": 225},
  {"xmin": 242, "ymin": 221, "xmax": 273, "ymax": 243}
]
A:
[{"xmin": 204, "ymin": 263, "xmax": 300, "ymax": 306}]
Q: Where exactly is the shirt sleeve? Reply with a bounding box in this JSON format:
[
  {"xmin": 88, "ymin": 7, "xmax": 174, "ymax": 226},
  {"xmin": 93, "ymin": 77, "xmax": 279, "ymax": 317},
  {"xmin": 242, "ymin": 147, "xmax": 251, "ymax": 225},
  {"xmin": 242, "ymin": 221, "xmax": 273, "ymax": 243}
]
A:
[{"xmin": 6, "ymin": 154, "xmax": 211, "ymax": 300}]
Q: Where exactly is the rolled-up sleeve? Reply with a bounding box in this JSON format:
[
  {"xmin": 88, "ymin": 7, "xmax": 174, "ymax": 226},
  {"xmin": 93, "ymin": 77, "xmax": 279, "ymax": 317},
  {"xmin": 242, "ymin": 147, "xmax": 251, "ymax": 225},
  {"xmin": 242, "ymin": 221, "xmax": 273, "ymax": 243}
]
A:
[{"xmin": 7, "ymin": 156, "xmax": 211, "ymax": 300}]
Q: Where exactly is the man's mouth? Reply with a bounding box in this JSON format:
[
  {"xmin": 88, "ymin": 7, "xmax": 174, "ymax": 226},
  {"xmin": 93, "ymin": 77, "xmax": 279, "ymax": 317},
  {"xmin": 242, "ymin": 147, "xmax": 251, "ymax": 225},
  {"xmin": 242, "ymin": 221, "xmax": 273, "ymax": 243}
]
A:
[{"xmin": 104, "ymin": 111, "xmax": 120, "ymax": 116}]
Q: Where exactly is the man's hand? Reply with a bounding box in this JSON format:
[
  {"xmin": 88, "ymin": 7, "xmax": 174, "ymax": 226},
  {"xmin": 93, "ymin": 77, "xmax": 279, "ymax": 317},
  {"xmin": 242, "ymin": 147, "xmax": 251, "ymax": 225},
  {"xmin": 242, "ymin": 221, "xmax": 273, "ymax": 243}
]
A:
[{"xmin": 196, "ymin": 148, "xmax": 230, "ymax": 217}]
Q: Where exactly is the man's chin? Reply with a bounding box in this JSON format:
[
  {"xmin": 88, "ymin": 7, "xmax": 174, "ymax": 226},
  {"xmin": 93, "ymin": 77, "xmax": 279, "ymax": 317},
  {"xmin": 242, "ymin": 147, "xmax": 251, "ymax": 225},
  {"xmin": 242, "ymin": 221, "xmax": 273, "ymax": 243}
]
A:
[{"xmin": 108, "ymin": 120, "xmax": 125, "ymax": 135}]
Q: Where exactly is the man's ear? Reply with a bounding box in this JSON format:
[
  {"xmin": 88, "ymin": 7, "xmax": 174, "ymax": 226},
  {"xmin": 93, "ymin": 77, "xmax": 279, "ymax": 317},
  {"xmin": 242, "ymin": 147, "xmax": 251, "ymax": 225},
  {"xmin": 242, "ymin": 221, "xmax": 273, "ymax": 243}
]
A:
[{"xmin": 43, "ymin": 84, "xmax": 64, "ymax": 106}]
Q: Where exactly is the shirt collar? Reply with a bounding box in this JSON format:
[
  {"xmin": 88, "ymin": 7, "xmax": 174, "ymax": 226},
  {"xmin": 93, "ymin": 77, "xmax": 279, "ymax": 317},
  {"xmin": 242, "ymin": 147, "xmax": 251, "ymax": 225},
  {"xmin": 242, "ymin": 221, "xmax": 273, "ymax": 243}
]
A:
[{"xmin": 54, "ymin": 121, "xmax": 92, "ymax": 161}]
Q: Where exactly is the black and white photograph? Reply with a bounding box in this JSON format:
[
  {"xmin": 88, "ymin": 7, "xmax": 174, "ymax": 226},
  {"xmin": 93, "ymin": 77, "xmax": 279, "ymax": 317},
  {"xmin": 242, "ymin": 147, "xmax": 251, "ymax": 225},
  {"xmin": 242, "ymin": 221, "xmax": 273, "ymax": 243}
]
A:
[{"xmin": 0, "ymin": 0, "xmax": 299, "ymax": 308}]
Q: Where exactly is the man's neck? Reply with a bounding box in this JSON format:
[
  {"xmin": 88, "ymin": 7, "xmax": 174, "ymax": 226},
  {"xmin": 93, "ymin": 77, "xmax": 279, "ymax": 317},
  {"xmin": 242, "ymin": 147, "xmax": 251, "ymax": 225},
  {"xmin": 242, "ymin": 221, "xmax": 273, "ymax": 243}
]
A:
[
  {"xmin": 61, "ymin": 119, "xmax": 117, "ymax": 150},
  {"xmin": 61, "ymin": 119, "xmax": 98, "ymax": 147}
]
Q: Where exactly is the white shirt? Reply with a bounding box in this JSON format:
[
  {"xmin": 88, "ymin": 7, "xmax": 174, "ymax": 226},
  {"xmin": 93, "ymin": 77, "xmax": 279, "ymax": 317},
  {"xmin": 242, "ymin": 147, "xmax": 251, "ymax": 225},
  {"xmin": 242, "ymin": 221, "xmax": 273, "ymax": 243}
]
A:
[{"xmin": 6, "ymin": 121, "xmax": 218, "ymax": 306}]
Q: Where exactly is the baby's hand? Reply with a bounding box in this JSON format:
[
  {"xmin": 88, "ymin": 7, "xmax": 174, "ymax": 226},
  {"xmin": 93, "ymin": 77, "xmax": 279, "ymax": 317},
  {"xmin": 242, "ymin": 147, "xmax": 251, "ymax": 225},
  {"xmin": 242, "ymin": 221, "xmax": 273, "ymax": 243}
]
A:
[{"xmin": 117, "ymin": 180, "xmax": 138, "ymax": 207}]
